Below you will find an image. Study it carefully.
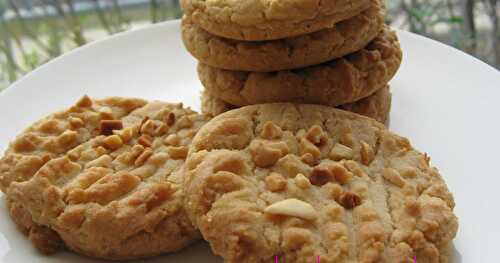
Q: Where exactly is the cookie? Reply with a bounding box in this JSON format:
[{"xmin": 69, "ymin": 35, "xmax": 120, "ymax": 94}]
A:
[
  {"xmin": 0, "ymin": 96, "xmax": 147, "ymax": 193},
  {"xmin": 183, "ymin": 104, "xmax": 458, "ymax": 263},
  {"xmin": 202, "ymin": 86, "xmax": 392, "ymax": 123},
  {"xmin": 3, "ymin": 97, "xmax": 210, "ymax": 259},
  {"xmin": 198, "ymin": 27, "xmax": 402, "ymax": 107},
  {"xmin": 0, "ymin": 96, "xmax": 147, "ymax": 254},
  {"xmin": 180, "ymin": 0, "xmax": 370, "ymax": 41},
  {"xmin": 182, "ymin": 0, "xmax": 384, "ymax": 72},
  {"xmin": 337, "ymin": 85, "xmax": 392, "ymax": 123}
]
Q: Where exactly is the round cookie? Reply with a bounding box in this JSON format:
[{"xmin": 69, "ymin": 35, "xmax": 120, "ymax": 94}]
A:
[
  {"xmin": 0, "ymin": 96, "xmax": 147, "ymax": 193},
  {"xmin": 198, "ymin": 27, "xmax": 402, "ymax": 107},
  {"xmin": 182, "ymin": 0, "xmax": 384, "ymax": 72},
  {"xmin": 181, "ymin": 0, "xmax": 370, "ymax": 41},
  {"xmin": 0, "ymin": 96, "xmax": 148, "ymax": 254},
  {"xmin": 202, "ymin": 86, "xmax": 392, "ymax": 123},
  {"xmin": 183, "ymin": 104, "xmax": 458, "ymax": 263},
  {"xmin": 3, "ymin": 98, "xmax": 210, "ymax": 259}
]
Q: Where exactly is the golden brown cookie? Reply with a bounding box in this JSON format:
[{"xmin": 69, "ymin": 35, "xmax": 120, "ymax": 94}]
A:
[
  {"xmin": 180, "ymin": 0, "xmax": 371, "ymax": 41},
  {"xmin": 198, "ymin": 27, "xmax": 402, "ymax": 107},
  {"xmin": 2, "ymin": 97, "xmax": 210, "ymax": 260},
  {"xmin": 182, "ymin": 0, "xmax": 384, "ymax": 71},
  {"xmin": 0, "ymin": 96, "xmax": 147, "ymax": 193},
  {"xmin": 183, "ymin": 104, "xmax": 458, "ymax": 263},
  {"xmin": 202, "ymin": 86, "xmax": 392, "ymax": 123}
]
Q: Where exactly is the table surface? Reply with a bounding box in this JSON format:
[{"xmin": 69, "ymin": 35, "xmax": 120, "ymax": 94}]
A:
[{"xmin": 0, "ymin": 20, "xmax": 499, "ymax": 262}]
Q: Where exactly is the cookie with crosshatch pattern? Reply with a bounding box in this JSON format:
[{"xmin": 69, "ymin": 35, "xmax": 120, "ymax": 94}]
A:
[
  {"xmin": 183, "ymin": 103, "xmax": 458, "ymax": 263},
  {"xmin": 2, "ymin": 96, "xmax": 210, "ymax": 259}
]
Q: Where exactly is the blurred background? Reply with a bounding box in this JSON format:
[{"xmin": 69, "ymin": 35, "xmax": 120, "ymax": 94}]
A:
[{"xmin": 0, "ymin": 0, "xmax": 498, "ymax": 91}]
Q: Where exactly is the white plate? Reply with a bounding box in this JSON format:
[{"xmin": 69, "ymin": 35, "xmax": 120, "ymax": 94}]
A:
[{"xmin": 0, "ymin": 20, "xmax": 499, "ymax": 262}]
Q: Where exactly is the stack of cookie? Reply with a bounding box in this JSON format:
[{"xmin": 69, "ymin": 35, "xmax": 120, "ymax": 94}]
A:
[{"xmin": 181, "ymin": 0, "xmax": 402, "ymax": 123}]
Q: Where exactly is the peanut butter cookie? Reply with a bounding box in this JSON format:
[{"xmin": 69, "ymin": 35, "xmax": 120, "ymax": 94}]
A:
[
  {"xmin": 182, "ymin": 0, "xmax": 384, "ymax": 71},
  {"xmin": 198, "ymin": 27, "xmax": 402, "ymax": 107},
  {"xmin": 202, "ymin": 86, "xmax": 392, "ymax": 123},
  {"xmin": 181, "ymin": 0, "xmax": 370, "ymax": 41},
  {"xmin": 2, "ymin": 97, "xmax": 210, "ymax": 259},
  {"xmin": 184, "ymin": 104, "xmax": 458, "ymax": 263}
]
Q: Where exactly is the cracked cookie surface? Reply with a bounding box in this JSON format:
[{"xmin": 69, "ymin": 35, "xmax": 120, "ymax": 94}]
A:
[
  {"xmin": 184, "ymin": 103, "xmax": 458, "ymax": 263},
  {"xmin": 181, "ymin": 0, "xmax": 370, "ymax": 41},
  {"xmin": 182, "ymin": 0, "xmax": 384, "ymax": 72},
  {"xmin": 2, "ymin": 97, "xmax": 209, "ymax": 260},
  {"xmin": 202, "ymin": 86, "xmax": 392, "ymax": 124},
  {"xmin": 198, "ymin": 27, "xmax": 402, "ymax": 108}
]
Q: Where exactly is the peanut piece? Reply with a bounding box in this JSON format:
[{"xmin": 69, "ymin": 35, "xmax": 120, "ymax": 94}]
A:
[
  {"xmin": 382, "ymin": 168, "xmax": 406, "ymax": 187},
  {"xmin": 135, "ymin": 148, "xmax": 153, "ymax": 166},
  {"xmin": 138, "ymin": 134, "xmax": 153, "ymax": 148},
  {"xmin": 164, "ymin": 134, "xmax": 181, "ymax": 146},
  {"xmin": 329, "ymin": 143, "xmax": 353, "ymax": 161},
  {"xmin": 98, "ymin": 107, "xmax": 113, "ymax": 120},
  {"xmin": 100, "ymin": 120, "xmax": 123, "ymax": 135},
  {"xmin": 85, "ymin": 154, "xmax": 113, "ymax": 168},
  {"xmin": 338, "ymin": 192, "xmax": 362, "ymax": 209},
  {"xmin": 260, "ymin": 121, "xmax": 283, "ymax": 139},
  {"xmin": 309, "ymin": 166, "xmax": 334, "ymax": 186},
  {"xmin": 299, "ymin": 138, "xmax": 321, "ymax": 160},
  {"xmin": 165, "ymin": 112, "xmax": 176, "ymax": 126},
  {"xmin": 69, "ymin": 117, "xmax": 84, "ymax": 128},
  {"xmin": 294, "ymin": 173, "xmax": 311, "ymax": 189},
  {"xmin": 114, "ymin": 127, "xmax": 134, "ymax": 143},
  {"xmin": 76, "ymin": 95, "xmax": 92, "ymax": 107},
  {"xmin": 264, "ymin": 198, "xmax": 317, "ymax": 220},
  {"xmin": 265, "ymin": 172, "xmax": 287, "ymax": 192},
  {"xmin": 167, "ymin": 146, "xmax": 188, "ymax": 159},
  {"xmin": 300, "ymin": 153, "xmax": 316, "ymax": 166},
  {"xmin": 249, "ymin": 140, "xmax": 288, "ymax": 168},
  {"xmin": 102, "ymin": 135, "xmax": 123, "ymax": 150},
  {"xmin": 360, "ymin": 141, "xmax": 374, "ymax": 165},
  {"xmin": 305, "ymin": 125, "xmax": 327, "ymax": 146}
]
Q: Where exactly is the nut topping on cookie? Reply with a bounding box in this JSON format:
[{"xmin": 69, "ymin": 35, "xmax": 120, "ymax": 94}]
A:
[
  {"xmin": 382, "ymin": 168, "xmax": 406, "ymax": 187},
  {"xmin": 360, "ymin": 141, "xmax": 374, "ymax": 165},
  {"xmin": 264, "ymin": 198, "xmax": 317, "ymax": 220},
  {"xmin": 329, "ymin": 143, "xmax": 353, "ymax": 161},
  {"xmin": 249, "ymin": 140, "xmax": 288, "ymax": 168},
  {"xmin": 165, "ymin": 112, "xmax": 176, "ymax": 126},
  {"xmin": 134, "ymin": 148, "xmax": 153, "ymax": 166},
  {"xmin": 138, "ymin": 134, "xmax": 153, "ymax": 148},
  {"xmin": 310, "ymin": 162, "xmax": 351, "ymax": 186},
  {"xmin": 261, "ymin": 121, "xmax": 283, "ymax": 140},
  {"xmin": 265, "ymin": 172, "xmax": 287, "ymax": 192},
  {"xmin": 309, "ymin": 166, "xmax": 334, "ymax": 186},
  {"xmin": 338, "ymin": 191, "xmax": 362, "ymax": 209},
  {"xmin": 167, "ymin": 146, "xmax": 189, "ymax": 159},
  {"xmin": 305, "ymin": 125, "xmax": 328, "ymax": 146},
  {"xmin": 100, "ymin": 120, "xmax": 123, "ymax": 135},
  {"xmin": 75, "ymin": 95, "xmax": 92, "ymax": 107},
  {"xmin": 114, "ymin": 127, "xmax": 134, "ymax": 143},
  {"xmin": 102, "ymin": 135, "xmax": 123, "ymax": 150}
]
